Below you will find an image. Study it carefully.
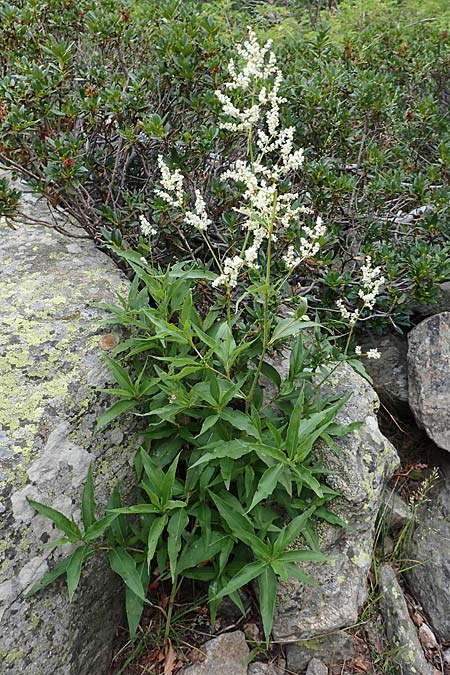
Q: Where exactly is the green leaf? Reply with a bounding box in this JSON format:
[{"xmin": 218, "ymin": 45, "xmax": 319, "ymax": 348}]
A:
[
  {"xmin": 67, "ymin": 545, "xmax": 89, "ymax": 601},
  {"xmin": 147, "ymin": 515, "xmax": 168, "ymax": 573},
  {"xmin": 274, "ymin": 506, "xmax": 315, "ymax": 552},
  {"xmin": 160, "ymin": 454, "xmax": 180, "ymax": 506},
  {"xmin": 96, "ymin": 399, "xmax": 136, "ymax": 430},
  {"xmin": 285, "ymin": 386, "xmax": 305, "ymax": 458},
  {"xmin": 107, "ymin": 505, "xmax": 160, "ymax": 516},
  {"xmin": 269, "ymin": 318, "xmax": 316, "ymax": 345},
  {"xmin": 126, "ymin": 587, "xmax": 144, "ymax": 641},
  {"xmin": 283, "ymin": 563, "xmax": 319, "ymax": 586},
  {"xmin": 215, "ymin": 561, "xmax": 267, "ymax": 600},
  {"xmin": 27, "ymin": 500, "xmax": 81, "ymax": 541},
  {"xmin": 195, "ymin": 414, "xmax": 220, "ymax": 438},
  {"xmin": 84, "ymin": 514, "xmax": 118, "ymax": 542},
  {"xmin": 314, "ymin": 507, "xmax": 349, "ymax": 528},
  {"xmin": 167, "ymin": 509, "xmax": 189, "ymax": 581},
  {"xmin": 103, "ymin": 354, "xmax": 134, "ymax": 392},
  {"xmin": 139, "ymin": 449, "xmax": 165, "ymax": 488},
  {"xmin": 289, "ymin": 334, "xmax": 304, "ymax": 380},
  {"xmin": 260, "ymin": 361, "xmax": 281, "ymax": 389},
  {"xmin": 348, "ymin": 358, "xmax": 373, "ymax": 384},
  {"xmin": 176, "ymin": 533, "xmax": 224, "ymax": 574},
  {"xmin": 24, "ymin": 556, "xmax": 70, "ymax": 597},
  {"xmin": 191, "ymin": 440, "xmax": 254, "ymax": 468},
  {"xmin": 109, "ymin": 548, "xmax": 146, "ymax": 601},
  {"xmin": 81, "ymin": 464, "xmax": 95, "ymax": 530},
  {"xmin": 247, "ymin": 464, "xmax": 283, "ymax": 513},
  {"xmin": 258, "ymin": 565, "xmax": 277, "ymax": 641},
  {"xmin": 220, "ymin": 408, "xmax": 260, "ymax": 439},
  {"xmin": 279, "ymin": 549, "xmax": 327, "ymax": 564},
  {"xmin": 210, "ymin": 492, "xmax": 268, "ymax": 558}
]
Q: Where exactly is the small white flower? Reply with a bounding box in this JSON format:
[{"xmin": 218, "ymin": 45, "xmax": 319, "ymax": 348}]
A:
[
  {"xmin": 367, "ymin": 348, "xmax": 381, "ymax": 360},
  {"xmin": 185, "ymin": 190, "xmax": 211, "ymax": 232},
  {"xmin": 358, "ymin": 255, "xmax": 385, "ymax": 310},
  {"xmin": 155, "ymin": 155, "xmax": 184, "ymax": 208},
  {"xmin": 355, "ymin": 345, "xmax": 362, "ymax": 355},
  {"xmin": 139, "ymin": 214, "xmax": 157, "ymax": 237},
  {"xmin": 212, "ymin": 255, "xmax": 244, "ymax": 288},
  {"xmin": 282, "ymin": 244, "xmax": 301, "ymax": 269},
  {"xmin": 337, "ymin": 299, "xmax": 359, "ymax": 325}
]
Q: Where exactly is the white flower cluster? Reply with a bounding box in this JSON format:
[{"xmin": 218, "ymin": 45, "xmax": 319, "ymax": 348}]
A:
[
  {"xmin": 354, "ymin": 345, "xmax": 381, "ymax": 360},
  {"xmin": 337, "ymin": 255, "xmax": 385, "ymax": 326},
  {"xmin": 139, "ymin": 214, "xmax": 157, "ymax": 237},
  {"xmin": 154, "ymin": 155, "xmax": 184, "ymax": 208},
  {"xmin": 212, "ymin": 255, "xmax": 244, "ymax": 289},
  {"xmin": 211, "ymin": 28, "xmax": 325, "ymax": 287},
  {"xmin": 153, "ymin": 28, "xmax": 325, "ymax": 290},
  {"xmin": 358, "ymin": 255, "xmax": 385, "ymax": 310},
  {"xmin": 283, "ymin": 216, "xmax": 326, "ymax": 269},
  {"xmin": 185, "ymin": 190, "xmax": 211, "ymax": 232}
]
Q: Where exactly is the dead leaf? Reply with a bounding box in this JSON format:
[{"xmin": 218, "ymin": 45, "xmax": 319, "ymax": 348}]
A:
[
  {"xmin": 354, "ymin": 660, "xmax": 370, "ymax": 672},
  {"xmin": 164, "ymin": 639, "xmax": 177, "ymax": 675}
]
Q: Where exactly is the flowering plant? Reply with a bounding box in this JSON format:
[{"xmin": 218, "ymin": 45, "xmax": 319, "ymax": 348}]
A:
[{"xmin": 28, "ymin": 28, "xmax": 383, "ymax": 645}]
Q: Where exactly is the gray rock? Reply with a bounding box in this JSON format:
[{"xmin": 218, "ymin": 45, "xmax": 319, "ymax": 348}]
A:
[
  {"xmin": 248, "ymin": 662, "xmax": 283, "ymax": 675},
  {"xmin": 273, "ymin": 362, "xmax": 399, "ymax": 641},
  {"xmin": 306, "ymin": 657, "xmax": 328, "ymax": 675},
  {"xmin": 359, "ymin": 333, "xmax": 409, "ymax": 409},
  {"xmin": 181, "ymin": 631, "xmax": 249, "ymax": 675},
  {"xmin": 380, "ymin": 491, "xmax": 412, "ymax": 530},
  {"xmin": 0, "ymin": 177, "xmax": 137, "ymax": 674},
  {"xmin": 408, "ymin": 312, "xmax": 450, "ymax": 451},
  {"xmin": 378, "ymin": 565, "xmax": 432, "ymax": 675},
  {"xmin": 286, "ymin": 631, "xmax": 355, "ymax": 672},
  {"xmin": 406, "ymin": 463, "xmax": 450, "ymax": 642},
  {"xmin": 418, "ymin": 624, "xmax": 438, "ymax": 650},
  {"xmin": 443, "ymin": 648, "xmax": 450, "ymax": 664}
]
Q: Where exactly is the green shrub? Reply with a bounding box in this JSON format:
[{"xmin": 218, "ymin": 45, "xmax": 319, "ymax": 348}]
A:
[{"xmin": 1, "ymin": 0, "xmax": 449, "ymax": 333}]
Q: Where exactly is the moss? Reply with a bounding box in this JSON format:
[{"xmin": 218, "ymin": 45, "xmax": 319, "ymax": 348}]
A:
[
  {"xmin": 2, "ymin": 649, "xmax": 25, "ymax": 664},
  {"xmin": 29, "ymin": 611, "xmax": 40, "ymax": 631}
]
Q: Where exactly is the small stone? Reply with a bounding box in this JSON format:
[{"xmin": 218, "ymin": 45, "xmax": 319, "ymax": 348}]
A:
[
  {"xmin": 378, "ymin": 565, "xmax": 432, "ymax": 675},
  {"xmin": 99, "ymin": 332, "xmax": 118, "ymax": 350},
  {"xmin": 418, "ymin": 624, "xmax": 438, "ymax": 650},
  {"xmin": 306, "ymin": 658, "xmax": 328, "ymax": 675},
  {"xmin": 248, "ymin": 663, "xmax": 282, "ymax": 675},
  {"xmin": 181, "ymin": 632, "xmax": 249, "ymax": 675},
  {"xmin": 243, "ymin": 623, "xmax": 260, "ymax": 642},
  {"xmin": 286, "ymin": 631, "xmax": 355, "ymax": 672}
]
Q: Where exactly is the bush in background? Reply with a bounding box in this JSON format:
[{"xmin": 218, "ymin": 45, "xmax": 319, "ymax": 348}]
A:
[{"xmin": 1, "ymin": 0, "xmax": 450, "ymax": 333}]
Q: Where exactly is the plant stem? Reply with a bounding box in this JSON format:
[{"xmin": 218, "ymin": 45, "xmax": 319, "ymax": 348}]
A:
[
  {"xmin": 245, "ymin": 193, "xmax": 277, "ymax": 411},
  {"xmin": 164, "ymin": 575, "xmax": 179, "ymax": 639}
]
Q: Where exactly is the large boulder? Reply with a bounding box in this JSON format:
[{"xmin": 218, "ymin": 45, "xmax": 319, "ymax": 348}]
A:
[
  {"xmin": 273, "ymin": 362, "xmax": 399, "ymax": 650},
  {"xmin": 359, "ymin": 333, "xmax": 409, "ymax": 411},
  {"xmin": 0, "ymin": 179, "xmax": 137, "ymax": 674},
  {"xmin": 408, "ymin": 312, "xmax": 450, "ymax": 451},
  {"xmin": 406, "ymin": 462, "xmax": 450, "ymax": 643}
]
